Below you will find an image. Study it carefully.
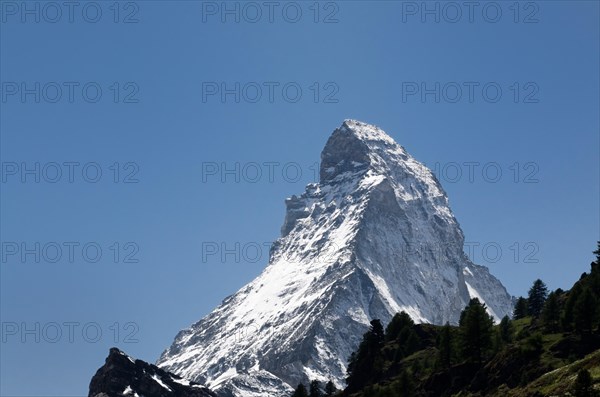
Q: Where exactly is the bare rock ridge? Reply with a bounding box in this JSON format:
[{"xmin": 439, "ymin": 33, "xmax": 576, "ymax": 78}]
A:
[
  {"xmin": 89, "ymin": 348, "xmax": 216, "ymax": 397},
  {"xmin": 155, "ymin": 120, "xmax": 514, "ymax": 396}
]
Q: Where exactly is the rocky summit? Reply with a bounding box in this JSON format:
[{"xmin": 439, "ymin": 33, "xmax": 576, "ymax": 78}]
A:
[
  {"xmin": 156, "ymin": 120, "xmax": 514, "ymax": 396},
  {"xmin": 89, "ymin": 348, "xmax": 216, "ymax": 397}
]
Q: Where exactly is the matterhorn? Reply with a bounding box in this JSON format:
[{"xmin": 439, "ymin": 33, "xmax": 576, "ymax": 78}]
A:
[{"xmin": 157, "ymin": 120, "xmax": 514, "ymax": 397}]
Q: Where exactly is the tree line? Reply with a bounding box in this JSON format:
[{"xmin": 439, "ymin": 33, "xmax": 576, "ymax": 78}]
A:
[
  {"xmin": 337, "ymin": 241, "xmax": 600, "ymax": 396},
  {"xmin": 291, "ymin": 379, "xmax": 337, "ymax": 397}
]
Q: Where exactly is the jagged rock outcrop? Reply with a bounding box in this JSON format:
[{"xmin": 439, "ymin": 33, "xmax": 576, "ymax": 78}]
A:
[{"xmin": 89, "ymin": 348, "xmax": 216, "ymax": 397}]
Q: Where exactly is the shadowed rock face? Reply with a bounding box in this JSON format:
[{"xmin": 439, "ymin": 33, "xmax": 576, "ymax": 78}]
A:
[
  {"xmin": 320, "ymin": 124, "xmax": 371, "ymax": 183},
  {"xmin": 89, "ymin": 348, "xmax": 217, "ymax": 397},
  {"xmin": 157, "ymin": 120, "xmax": 514, "ymax": 397}
]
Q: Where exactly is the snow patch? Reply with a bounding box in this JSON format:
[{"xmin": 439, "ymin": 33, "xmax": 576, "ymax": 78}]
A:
[
  {"xmin": 465, "ymin": 281, "xmax": 500, "ymax": 322},
  {"xmin": 151, "ymin": 374, "xmax": 172, "ymax": 392}
]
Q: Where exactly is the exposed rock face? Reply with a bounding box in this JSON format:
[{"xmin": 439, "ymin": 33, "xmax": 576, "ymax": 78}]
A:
[
  {"xmin": 157, "ymin": 120, "xmax": 514, "ymax": 396},
  {"xmin": 89, "ymin": 348, "xmax": 216, "ymax": 397}
]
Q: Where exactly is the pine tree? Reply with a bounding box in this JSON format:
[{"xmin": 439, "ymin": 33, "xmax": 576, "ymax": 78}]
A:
[
  {"xmin": 385, "ymin": 311, "xmax": 419, "ymax": 361},
  {"xmin": 309, "ymin": 380, "xmax": 322, "ymax": 397},
  {"xmin": 542, "ymin": 291, "xmax": 561, "ymax": 332},
  {"xmin": 292, "ymin": 383, "xmax": 308, "ymax": 397},
  {"xmin": 369, "ymin": 319, "xmax": 385, "ymax": 346},
  {"xmin": 437, "ymin": 322, "xmax": 453, "ymax": 368},
  {"xmin": 345, "ymin": 319, "xmax": 385, "ymax": 391},
  {"xmin": 513, "ymin": 297, "xmax": 528, "ymax": 319},
  {"xmin": 459, "ymin": 298, "xmax": 494, "ymax": 364},
  {"xmin": 564, "ymin": 283, "xmax": 583, "ymax": 330},
  {"xmin": 573, "ymin": 369, "xmax": 593, "ymax": 397},
  {"xmin": 403, "ymin": 328, "xmax": 420, "ymax": 356},
  {"xmin": 324, "ymin": 380, "xmax": 337, "ymax": 396},
  {"xmin": 385, "ymin": 311, "xmax": 414, "ymax": 342},
  {"xmin": 498, "ymin": 315, "xmax": 514, "ymax": 343},
  {"xmin": 574, "ymin": 288, "xmax": 599, "ymax": 334},
  {"xmin": 590, "ymin": 243, "xmax": 600, "ymax": 295},
  {"xmin": 528, "ymin": 279, "xmax": 548, "ymax": 318}
]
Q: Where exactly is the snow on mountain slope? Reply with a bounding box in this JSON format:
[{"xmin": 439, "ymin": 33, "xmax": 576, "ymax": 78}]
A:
[{"xmin": 157, "ymin": 120, "xmax": 514, "ymax": 396}]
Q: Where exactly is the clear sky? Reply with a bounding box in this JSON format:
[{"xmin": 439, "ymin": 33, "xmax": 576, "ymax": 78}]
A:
[{"xmin": 1, "ymin": 1, "xmax": 598, "ymax": 395}]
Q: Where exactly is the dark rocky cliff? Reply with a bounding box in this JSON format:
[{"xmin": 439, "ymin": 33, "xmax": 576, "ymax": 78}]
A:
[{"xmin": 89, "ymin": 348, "xmax": 217, "ymax": 397}]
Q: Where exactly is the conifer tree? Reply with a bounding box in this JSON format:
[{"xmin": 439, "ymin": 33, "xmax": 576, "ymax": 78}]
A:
[
  {"xmin": 324, "ymin": 380, "xmax": 337, "ymax": 396},
  {"xmin": 574, "ymin": 288, "xmax": 598, "ymax": 334},
  {"xmin": 369, "ymin": 319, "xmax": 385, "ymax": 346},
  {"xmin": 564, "ymin": 283, "xmax": 583, "ymax": 330},
  {"xmin": 402, "ymin": 327, "xmax": 420, "ymax": 356},
  {"xmin": 292, "ymin": 383, "xmax": 308, "ymax": 397},
  {"xmin": 385, "ymin": 311, "xmax": 414, "ymax": 342},
  {"xmin": 459, "ymin": 298, "xmax": 494, "ymax": 364},
  {"xmin": 528, "ymin": 279, "xmax": 548, "ymax": 318},
  {"xmin": 438, "ymin": 321, "xmax": 453, "ymax": 368},
  {"xmin": 309, "ymin": 380, "xmax": 322, "ymax": 397},
  {"xmin": 542, "ymin": 291, "xmax": 561, "ymax": 332},
  {"xmin": 590, "ymin": 243, "xmax": 600, "ymax": 295},
  {"xmin": 346, "ymin": 319, "xmax": 385, "ymax": 391},
  {"xmin": 513, "ymin": 297, "xmax": 528, "ymax": 319},
  {"xmin": 498, "ymin": 315, "xmax": 514, "ymax": 343}
]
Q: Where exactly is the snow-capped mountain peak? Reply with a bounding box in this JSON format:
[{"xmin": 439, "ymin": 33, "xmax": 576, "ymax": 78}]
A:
[{"xmin": 157, "ymin": 120, "xmax": 513, "ymax": 397}]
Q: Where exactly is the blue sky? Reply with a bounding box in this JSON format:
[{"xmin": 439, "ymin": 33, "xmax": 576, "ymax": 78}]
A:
[{"xmin": 1, "ymin": 1, "xmax": 598, "ymax": 395}]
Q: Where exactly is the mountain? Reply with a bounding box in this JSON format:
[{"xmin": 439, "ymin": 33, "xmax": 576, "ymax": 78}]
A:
[
  {"xmin": 156, "ymin": 120, "xmax": 514, "ymax": 397},
  {"xmin": 89, "ymin": 348, "xmax": 216, "ymax": 397}
]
